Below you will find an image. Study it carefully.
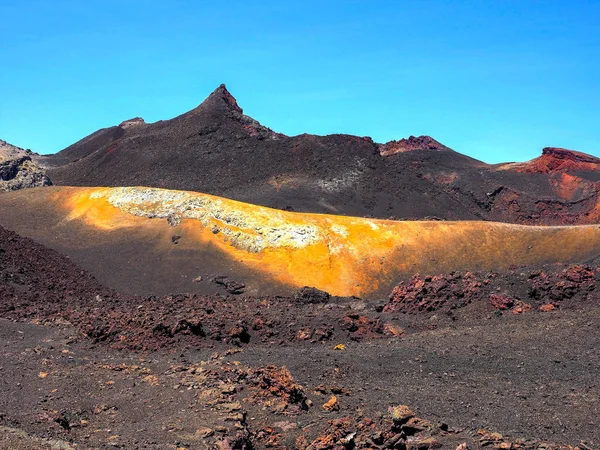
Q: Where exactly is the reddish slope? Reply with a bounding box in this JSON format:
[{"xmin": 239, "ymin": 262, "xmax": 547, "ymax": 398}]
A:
[{"xmin": 499, "ymin": 147, "xmax": 600, "ymax": 174}]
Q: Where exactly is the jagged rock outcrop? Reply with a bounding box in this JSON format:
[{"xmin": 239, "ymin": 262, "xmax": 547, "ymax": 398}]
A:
[
  {"xmin": 118, "ymin": 117, "xmax": 146, "ymax": 129},
  {"xmin": 378, "ymin": 135, "xmax": 450, "ymax": 156},
  {"xmin": 0, "ymin": 139, "xmax": 51, "ymax": 191}
]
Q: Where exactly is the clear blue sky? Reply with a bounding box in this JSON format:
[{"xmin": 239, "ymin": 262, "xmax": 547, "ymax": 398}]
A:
[{"xmin": 1, "ymin": 0, "xmax": 599, "ymax": 162}]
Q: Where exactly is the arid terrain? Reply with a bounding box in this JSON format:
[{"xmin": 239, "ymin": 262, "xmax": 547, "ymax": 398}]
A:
[
  {"xmin": 1, "ymin": 85, "xmax": 599, "ymax": 449},
  {"xmin": 1, "ymin": 224, "xmax": 599, "ymax": 449}
]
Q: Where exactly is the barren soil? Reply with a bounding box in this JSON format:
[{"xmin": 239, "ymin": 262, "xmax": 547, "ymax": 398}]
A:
[{"xmin": 1, "ymin": 224, "xmax": 599, "ymax": 449}]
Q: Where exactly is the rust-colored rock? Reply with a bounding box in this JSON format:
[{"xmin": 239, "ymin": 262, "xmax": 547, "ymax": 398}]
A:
[
  {"xmin": 490, "ymin": 294, "xmax": 515, "ymax": 310},
  {"xmin": 322, "ymin": 395, "xmax": 340, "ymax": 412}
]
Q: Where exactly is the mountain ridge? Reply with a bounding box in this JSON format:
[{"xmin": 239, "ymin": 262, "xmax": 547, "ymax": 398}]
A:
[{"xmin": 30, "ymin": 84, "xmax": 600, "ymax": 225}]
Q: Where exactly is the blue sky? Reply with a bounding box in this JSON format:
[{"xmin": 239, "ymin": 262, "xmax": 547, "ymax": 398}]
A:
[{"xmin": 0, "ymin": 0, "xmax": 599, "ymax": 162}]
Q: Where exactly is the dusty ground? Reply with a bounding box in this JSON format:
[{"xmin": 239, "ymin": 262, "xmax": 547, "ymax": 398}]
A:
[
  {"xmin": 1, "ymin": 305, "xmax": 598, "ymax": 449},
  {"xmin": 1, "ymin": 224, "xmax": 599, "ymax": 449}
]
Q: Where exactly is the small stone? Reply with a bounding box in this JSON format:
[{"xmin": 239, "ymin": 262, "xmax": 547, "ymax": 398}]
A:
[
  {"xmin": 221, "ymin": 402, "xmax": 242, "ymax": 412},
  {"xmin": 195, "ymin": 427, "xmax": 214, "ymax": 438},
  {"xmin": 220, "ymin": 383, "xmax": 237, "ymax": 395},
  {"xmin": 293, "ymin": 286, "xmax": 331, "ymax": 304},
  {"xmin": 489, "ymin": 294, "xmax": 514, "ymax": 310},
  {"xmin": 389, "ymin": 405, "xmax": 415, "ymax": 423},
  {"xmin": 225, "ymin": 413, "xmax": 244, "ymax": 422},
  {"xmin": 383, "ymin": 322, "xmax": 405, "ymax": 337},
  {"xmin": 322, "ymin": 395, "xmax": 340, "ymax": 411},
  {"xmin": 296, "ymin": 329, "xmax": 313, "ymax": 341},
  {"xmin": 409, "ymin": 437, "xmax": 442, "ymax": 449},
  {"xmin": 273, "ymin": 421, "xmax": 297, "ymax": 431}
]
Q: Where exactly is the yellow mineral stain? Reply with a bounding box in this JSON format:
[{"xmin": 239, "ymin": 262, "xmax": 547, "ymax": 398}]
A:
[{"xmin": 50, "ymin": 186, "xmax": 600, "ymax": 297}]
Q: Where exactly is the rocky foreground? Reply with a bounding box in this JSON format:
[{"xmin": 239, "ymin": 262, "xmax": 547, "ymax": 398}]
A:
[{"xmin": 1, "ymin": 225, "xmax": 599, "ymax": 449}]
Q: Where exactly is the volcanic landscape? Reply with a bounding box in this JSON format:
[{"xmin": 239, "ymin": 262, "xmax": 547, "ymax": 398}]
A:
[{"xmin": 1, "ymin": 85, "xmax": 599, "ymax": 449}]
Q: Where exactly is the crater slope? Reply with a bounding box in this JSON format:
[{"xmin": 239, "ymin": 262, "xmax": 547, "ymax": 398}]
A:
[{"xmin": 1, "ymin": 186, "xmax": 600, "ymax": 298}]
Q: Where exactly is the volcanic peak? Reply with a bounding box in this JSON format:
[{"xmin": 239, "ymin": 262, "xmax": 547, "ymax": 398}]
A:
[
  {"xmin": 194, "ymin": 83, "xmax": 244, "ymax": 116},
  {"xmin": 378, "ymin": 135, "xmax": 449, "ymax": 157}
]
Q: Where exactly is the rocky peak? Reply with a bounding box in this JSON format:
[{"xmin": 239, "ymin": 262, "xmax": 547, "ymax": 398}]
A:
[
  {"xmin": 194, "ymin": 84, "xmax": 244, "ymax": 116},
  {"xmin": 119, "ymin": 117, "xmax": 146, "ymax": 129},
  {"xmin": 378, "ymin": 135, "xmax": 449, "ymax": 157}
]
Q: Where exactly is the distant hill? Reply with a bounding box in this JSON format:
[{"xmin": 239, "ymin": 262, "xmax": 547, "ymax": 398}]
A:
[{"xmin": 37, "ymin": 85, "xmax": 600, "ymax": 225}]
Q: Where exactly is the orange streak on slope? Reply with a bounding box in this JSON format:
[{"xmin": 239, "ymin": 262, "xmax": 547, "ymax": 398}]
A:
[{"xmin": 56, "ymin": 187, "xmax": 600, "ymax": 297}]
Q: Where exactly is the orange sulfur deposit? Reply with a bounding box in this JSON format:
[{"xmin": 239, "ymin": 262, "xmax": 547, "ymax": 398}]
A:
[
  {"xmin": 3, "ymin": 185, "xmax": 600, "ymax": 298},
  {"xmin": 43, "ymin": 186, "xmax": 600, "ymax": 297}
]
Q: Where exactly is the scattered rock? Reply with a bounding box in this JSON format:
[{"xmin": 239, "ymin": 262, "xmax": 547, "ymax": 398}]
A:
[
  {"xmin": 386, "ymin": 272, "xmax": 482, "ymax": 314},
  {"xmin": 212, "ymin": 276, "xmax": 246, "ymax": 294},
  {"xmin": 195, "ymin": 426, "xmax": 214, "ymax": 438},
  {"xmin": 296, "ymin": 329, "xmax": 313, "ymax": 341},
  {"xmin": 390, "ymin": 405, "xmax": 415, "ymax": 424},
  {"xmin": 293, "ymin": 286, "xmax": 331, "ymax": 304},
  {"xmin": 322, "ymin": 395, "xmax": 340, "ymax": 411},
  {"xmin": 490, "ymin": 294, "xmax": 515, "ymax": 310}
]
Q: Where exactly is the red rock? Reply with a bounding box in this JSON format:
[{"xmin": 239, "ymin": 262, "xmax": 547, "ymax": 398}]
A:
[{"xmin": 489, "ymin": 294, "xmax": 515, "ymax": 310}]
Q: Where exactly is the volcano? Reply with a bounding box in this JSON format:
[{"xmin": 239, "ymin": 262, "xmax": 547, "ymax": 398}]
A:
[{"xmin": 37, "ymin": 84, "xmax": 600, "ymax": 225}]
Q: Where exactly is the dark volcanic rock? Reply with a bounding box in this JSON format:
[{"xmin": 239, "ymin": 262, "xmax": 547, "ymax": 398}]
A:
[
  {"xmin": 293, "ymin": 286, "xmax": 331, "ymax": 304},
  {"xmin": 0, "ymin": 139, "xmax": 51, "ymax": 191}
]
